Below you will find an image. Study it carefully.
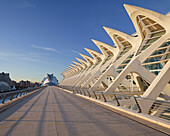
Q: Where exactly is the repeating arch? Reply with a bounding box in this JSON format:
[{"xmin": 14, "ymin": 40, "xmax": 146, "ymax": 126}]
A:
[{"xmin": 60, "ymin": 4, "xmax": 170, "ymax": 114}]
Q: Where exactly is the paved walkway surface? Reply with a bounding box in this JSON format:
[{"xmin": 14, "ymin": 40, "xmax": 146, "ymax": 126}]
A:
[{"xmin": 0, "ymin": 86, "xmax": 169, "ymax": 136}]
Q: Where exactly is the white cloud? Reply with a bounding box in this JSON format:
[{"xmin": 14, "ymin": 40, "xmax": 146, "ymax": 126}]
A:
[
  {"xmin": 31, "ymin": 45, "xmax": 62, "ymax": 54},
  {"xmin": 71, "ymin": 50, "xmax": 79, "ymax": 54},
  {"xmin": 0, "ymin": 52, "xmax": 40, "ymax": 62}
]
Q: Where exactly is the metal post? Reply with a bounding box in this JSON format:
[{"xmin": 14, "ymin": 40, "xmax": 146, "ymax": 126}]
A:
[
  {"xmin": 101, "ymin": 92, "xmax": 107, "ymax": 102},
  {"xmin": 82, "ymin": 90, "xmax": 86, "ymax": 96},
  {"xmin": 93, "ymin": 91, "xmax": 97, "ymax": 99},
  {"xmin": 87, "ymin": 90, "xmax": 91, "ymax": 97},
  {"xmin": 114, "ymin": 94, "xmax": 120, "ymax": 106},
  {"xmin": 10, "ymin": 93, "xmax": 15, "ymax": 100},
  {"xmin": 130, "ymin": 72, "xmax": 134, "ymax": 92},
  {"xmin": 20, "ymin": 92, "xmax": 23, "ymax": 96},
  {"xmin": 2, "ymin": 94, "xmax": 8, "ymax": 103},
  {"xmin": 134, "ymin": 97, "xmax": 142, "ymax": 113},
  {"xmin": 75, "ymin": 89, "xmax": 78, "ymax": 94},
  {"xmin": 79, "ymin": 90, "xmax": 82, "ymax": 95},
  {"xmin": 15, "ymin": 93, "xmax": 19, "ymax": 98}
]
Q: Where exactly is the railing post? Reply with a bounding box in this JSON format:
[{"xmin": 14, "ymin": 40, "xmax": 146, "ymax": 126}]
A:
[
  {"xmin": 82, "ymin": 90, "xmax": 86, "ymax": 96},
  {"xmin": 93, "ymin": 91, "xmax": 97, "ymax": 99},
  {"xmin": 20, "ymin": 92, "xmax": 23, "ymax": 96},
  {"xmin": 15, "ymin": 93, "xmax": 19, "ymax": 98},
  {"xmin": 10, "ymin": 93, "xmax": 15, "ymax": 100},
  {"xmin": 76, "ymin": 89, "xmax": 78, "ymax": 94},
  {"xmin": 114, "ymin": 94, "xmax": 120, "ymax": 106},
  {"xmin": 101, "ymin": 92, "xmax": 107, "ymax": 102},
  {"xmin": 87, "ymin": 90, "xmax": 91, "ymax": 97},
  {"xmin": 2, "ymin": 94, "xmax": 8, "ymax": 103},
  {"xmin": 134, "ymin": 97, "xmax": 142, "ymax": 113},
  {"xmin": 79, "ymin": 89, "xmax": 82, "ymax": 95}
]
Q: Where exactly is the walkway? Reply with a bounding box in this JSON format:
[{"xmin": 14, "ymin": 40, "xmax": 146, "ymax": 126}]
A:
[{"xmin": 0, "ymin": 86, "xmax": 168, "ymax": 136}]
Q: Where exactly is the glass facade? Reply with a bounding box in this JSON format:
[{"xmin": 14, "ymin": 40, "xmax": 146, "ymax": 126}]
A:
[
  {"xmin": 116, "ymin": 54, "xmax": 134, "ymax": 73},
  {"xmin": 142, "ymin": 41, "xmax": 170, "ymax": 75}
]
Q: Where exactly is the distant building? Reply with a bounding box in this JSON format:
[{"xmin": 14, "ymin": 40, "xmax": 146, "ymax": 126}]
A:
[
  {"xmin": 12, "ymin": 80, "xmax": 40, "ymax": 89},
  {"xmin": 0, "ymin": 72, "xmax": 41, "ymax": 91},
  {"xmin": 19, "ymin": 80, "xmax": 31, "ymax": 88},
  {"xmin": 0, "ymin": 82, "xmax": 11, "ymax": 91},
  {"xmin": 0, "ymin": 72, "xmax": 12, "ymax": 91},
  {"xmin": 33, "ymin": 82, "xmax": 41, "ymax": 87},
  {"xmin": 41, "ymin": 74, "xmax": 58, "ymax": 86},
  {"xmin": 12, "ymin": 80, "xmax": 16, "ymax": 86},
  {"xmin": 0, "ymin": 72, "xmax": 12, "ymax": 86}
]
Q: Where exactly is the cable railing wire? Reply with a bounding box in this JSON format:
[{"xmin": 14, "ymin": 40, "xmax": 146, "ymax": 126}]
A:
[{"xmin": 58, "ymin": 85, "xmax": 170, "ymax": 120}]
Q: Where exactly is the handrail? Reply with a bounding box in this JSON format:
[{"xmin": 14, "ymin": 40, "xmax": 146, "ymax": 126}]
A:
[
  {"xmin": 0, "ymin": 86, "xmax": 45, "ymax": 104},
  {"xmin": 101, "ymin": 92, "xmax": 170, "ymax": 103},
  {"xmin": 0, "ymin": 89, "xmax": 28, "ymax": 95},
  {"xmin": 58, "ymin": 85, "xmax": 170, "ymax": 120}
]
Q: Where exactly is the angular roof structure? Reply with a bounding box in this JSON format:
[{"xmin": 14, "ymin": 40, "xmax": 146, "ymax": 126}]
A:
[
  {"xmin": 60, "ymin": 4, "xmax": 170, "ymax": 113},
  {"xmin": 41, "ymin": 74, "xmax": 58, "ymax": 86}
]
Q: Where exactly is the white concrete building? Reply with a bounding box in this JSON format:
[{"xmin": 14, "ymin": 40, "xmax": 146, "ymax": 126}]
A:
[
  {"xmin": 60, "ymin": 4, "xmax": 170, "ymax": 110},
  {"xmin": 42, "ymin": 74, "xmax": 58, "ymax": 86}
]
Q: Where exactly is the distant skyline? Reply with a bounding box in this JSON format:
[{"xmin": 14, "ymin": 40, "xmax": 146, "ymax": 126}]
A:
[{"xmin": 0, "ymin": 0, "xmax": 170, "ymax": 82}]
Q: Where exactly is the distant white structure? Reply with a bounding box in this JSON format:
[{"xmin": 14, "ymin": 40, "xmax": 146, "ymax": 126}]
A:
[
  {"xmin": 41, "ymin": 74, "xmax": 58, "ymax": 86},
  {"xmin": 12, "ymin": 85, "xmax": 16, "ymax": 91}
]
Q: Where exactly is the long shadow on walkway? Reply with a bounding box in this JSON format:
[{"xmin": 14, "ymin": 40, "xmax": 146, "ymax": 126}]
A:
[
  {"xmin": 56, "ymin": 88, "xmax": 169, "ymax": 136},
  {"xmin": 0, "ymin": 88, "xmax": 46, "ymax": 136},
  {"xmin": 56, "ymin": 89, "xmax": 120, "ymax": 136},
  {"xmin": 37, "ymin": 90, "xmax": 50, "ymax": 136}
]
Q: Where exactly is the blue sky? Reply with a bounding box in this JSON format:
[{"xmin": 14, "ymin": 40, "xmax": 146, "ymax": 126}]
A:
[{"xmin": 0, "ymin": 0, "xmax": 169, "ymax": 82}]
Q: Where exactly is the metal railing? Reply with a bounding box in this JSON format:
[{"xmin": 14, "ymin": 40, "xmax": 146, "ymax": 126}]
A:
[
  {"xmin": 148, "ymin": 99, "xmax": 170, "ymax": 120},
  {"xmin": 59, "ymin": 85, "xmax": 170, "ymax": 120},
  {"xmin": 75, "ymin": 89, "xmax": 143, "ymax": 113},
  {"xmin": 0, "ymin": 87, "xmax": 44, "ymax": 104}
]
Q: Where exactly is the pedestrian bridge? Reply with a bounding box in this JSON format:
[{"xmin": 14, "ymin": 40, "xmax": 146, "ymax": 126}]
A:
[{"xmin": 0, "ymin": 86, "xmax": 169, "ymax": 136}]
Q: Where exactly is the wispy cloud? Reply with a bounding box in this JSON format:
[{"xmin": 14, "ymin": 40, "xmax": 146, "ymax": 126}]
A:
[
  {"xmin": 0, "ymin": 51, "xmax": 64, "ymax": 65},
  {"xmin": 71, "ymin": 50, "xmax": 79, "ymax": 54},
  {"xmin": 32, "ymin": 45, "xmax": 62, "ymax": 54},
  {"xmin": 0, "ymin": 52, "xmax": 40, "ymax": 62}
]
